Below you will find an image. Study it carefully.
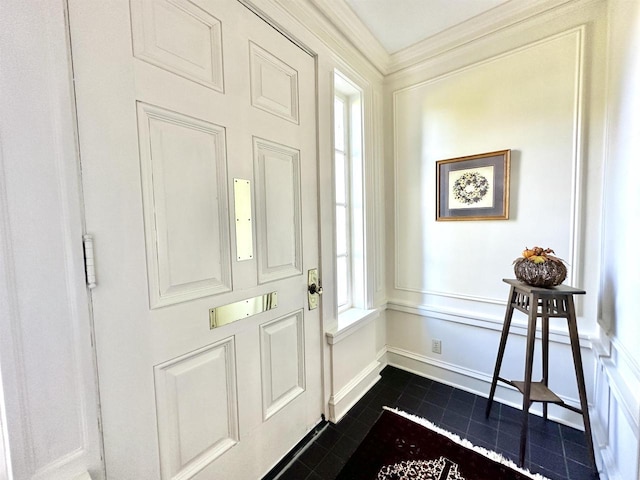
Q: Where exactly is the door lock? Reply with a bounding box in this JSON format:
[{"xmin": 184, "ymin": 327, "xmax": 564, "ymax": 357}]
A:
[{"xmin": 307, "ymin": 268, "xmax": 322, "ymax": 310}]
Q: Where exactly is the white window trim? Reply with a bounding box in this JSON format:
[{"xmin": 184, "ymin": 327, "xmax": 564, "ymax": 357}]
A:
[
  {"xmin": 325, "ymin": 307, "xmax": 380, "ymax": 345},
  {"xmin": 333, "ymin": 70, "xmax": 368, "ymax": 328}
]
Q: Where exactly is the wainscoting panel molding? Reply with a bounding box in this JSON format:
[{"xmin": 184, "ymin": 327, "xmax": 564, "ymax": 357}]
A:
[
  {"xmin": 592, "ymin": 337, "xmax": 640, "ymax": 480},
  {"xmin": 392, "ymin": 28, "xmax": 585, "ymax": 301},
  {"xmin": 598, "ymin": 340, "xmax": 640, "ymax": 431},
  {"xmin": 385, "ymin": 305, "xmax": 597, "ymax": 429}
]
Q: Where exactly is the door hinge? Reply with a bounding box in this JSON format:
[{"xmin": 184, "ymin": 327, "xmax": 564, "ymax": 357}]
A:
[{"xmin": 82, "ymin": 234, "xmax": 97, "ymax": 289}]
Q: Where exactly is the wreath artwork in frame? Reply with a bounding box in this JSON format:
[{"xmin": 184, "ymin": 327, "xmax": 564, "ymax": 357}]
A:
[{"xmin": 436, "ymin": 150, "xmax": 511, "ymax": 221}]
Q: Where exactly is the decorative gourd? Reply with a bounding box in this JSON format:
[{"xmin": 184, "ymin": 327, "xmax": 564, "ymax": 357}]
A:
[{"xmin": 513, "ymin": 247, "xmax": 567, "ymax": 287}]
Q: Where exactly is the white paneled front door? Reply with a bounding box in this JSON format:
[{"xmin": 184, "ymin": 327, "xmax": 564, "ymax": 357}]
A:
[{"xmin": 69, "ymin": 1, "xmax": 321, "ymax": 478}]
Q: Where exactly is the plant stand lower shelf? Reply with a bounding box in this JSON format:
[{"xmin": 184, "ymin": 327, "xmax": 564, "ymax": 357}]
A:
[
  {"xmin": 485, "ymin": 279, "xmax": 597, "ymax": 472},
  {"xmin": 510, "ymin": 381, "xmax": 563, "ymax": 403}
]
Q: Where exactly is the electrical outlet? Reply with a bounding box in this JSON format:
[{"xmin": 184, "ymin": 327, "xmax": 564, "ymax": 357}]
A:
[{"xmin": 432, "ymin": 339, "xmax": 442, "ymax": 354}]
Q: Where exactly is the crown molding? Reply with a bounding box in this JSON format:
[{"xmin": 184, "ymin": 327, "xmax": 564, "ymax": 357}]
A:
[
  {"xmin": 387, "ymin": 0, "xmax": 583, "ymax": 74},
  {"xmin": 267, "ymin": 0, "xmax": 385, "ymax": 79},
  {"xmin": 263, "ymin": 0, "xmax": 602, "ymax": 79},
  {"xmin": 309, "ymin": 0, "xmax": 390, "ymax": 74}
]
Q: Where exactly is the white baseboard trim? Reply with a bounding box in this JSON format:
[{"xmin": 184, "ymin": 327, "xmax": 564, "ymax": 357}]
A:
[
  {"xmin": 387, "ymin": 346, "xmax": 589, "ymax": 430},
  {"xmin": 376, "ymin": 345, "xmax": 388, "ymax": 365},
  {"xmin": 387, "ymin": 346, "xmax": 493, "ymax": 384},
  {"xmin": 328, "ymin": 359, "xmax": 382, "ymax": 423}
]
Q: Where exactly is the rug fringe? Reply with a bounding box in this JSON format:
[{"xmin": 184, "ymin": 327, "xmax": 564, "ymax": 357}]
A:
[{"xmin": 383, "ymin": 407, "xmax": 552, "ymax": 480}]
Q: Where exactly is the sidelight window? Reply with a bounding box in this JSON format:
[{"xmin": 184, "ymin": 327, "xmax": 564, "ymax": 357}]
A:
[{"xmin": 334, "ymin": 71, "xmax": 364, "ymax": 313}]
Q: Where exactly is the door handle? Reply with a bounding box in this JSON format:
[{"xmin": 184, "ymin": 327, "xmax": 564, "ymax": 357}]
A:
[
  {"xmin": 308, "ymin": 283, "xmax": 323, "ymax": 296},
  {"xmin": 307, "ymin": 268, "xmax": 322, "ymax": 310}
]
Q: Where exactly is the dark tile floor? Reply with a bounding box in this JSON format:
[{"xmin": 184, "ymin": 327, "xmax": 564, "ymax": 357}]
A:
[{"xmin": 273, "ymin": 366, "xmax": 600, "ymax": 480}]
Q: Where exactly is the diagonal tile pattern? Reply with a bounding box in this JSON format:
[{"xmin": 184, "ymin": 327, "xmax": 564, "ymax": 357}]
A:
[{"xmin": 271, "ymin": 366, "xmax": 600, "ymax": 480}]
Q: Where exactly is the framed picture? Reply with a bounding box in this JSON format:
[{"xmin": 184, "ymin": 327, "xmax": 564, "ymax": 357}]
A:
[{"xmin": 436, "ymin": 150, "xmax": 511, "ymax": 221}]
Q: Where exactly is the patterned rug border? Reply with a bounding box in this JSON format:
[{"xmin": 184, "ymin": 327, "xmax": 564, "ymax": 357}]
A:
[{"xmin": 383, "ymin": 407, "xmax": 552, "ymax": 480}]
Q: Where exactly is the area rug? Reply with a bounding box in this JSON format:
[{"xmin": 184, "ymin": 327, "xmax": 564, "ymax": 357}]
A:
[{"xmin": 335, "ymin": 407, "xmax": 551, "ymax": 480}]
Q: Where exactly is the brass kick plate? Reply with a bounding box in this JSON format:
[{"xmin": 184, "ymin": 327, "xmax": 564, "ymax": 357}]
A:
[{"xmin": 210, "ymin": 292, "xmax": 278, "ymax": 329}]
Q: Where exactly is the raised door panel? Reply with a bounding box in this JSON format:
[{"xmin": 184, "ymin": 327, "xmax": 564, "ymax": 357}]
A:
[
  {"xmin": 137, "ymin": 103, "xmax": 232, "ymax": 308},
  {"xmin": 154, "ymin": 338, "xmax": 239, "ymax": 480},
  {"xmin": 253, "ymin": 137, "xmax": 302, "ymax": 284},
  {"xmin": 249, "ymin": 42, "xmax": 299, "ymax": 123},
  {"xmin": 260, "ymin": 311, "xmax": 305, "ymax": 420},
  {"xmin": 130, "ymin": 0, "xmax": 224, "ymax": 91}
]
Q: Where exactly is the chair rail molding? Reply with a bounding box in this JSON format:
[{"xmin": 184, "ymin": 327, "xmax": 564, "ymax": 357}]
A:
[{"xmin": 386, "ymin": 300, "xmax": 595, "ymax": 349}]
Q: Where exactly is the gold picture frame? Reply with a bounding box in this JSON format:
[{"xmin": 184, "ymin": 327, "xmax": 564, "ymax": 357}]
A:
[{"xmin": 436, "ymin": 150, "xmax": 511, "ymax": 221}]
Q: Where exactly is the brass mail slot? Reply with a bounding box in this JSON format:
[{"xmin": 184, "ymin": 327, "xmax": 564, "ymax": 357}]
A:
[{"xmin": 209, "ymin": 292, "xmax": 278, "ymax": 329}]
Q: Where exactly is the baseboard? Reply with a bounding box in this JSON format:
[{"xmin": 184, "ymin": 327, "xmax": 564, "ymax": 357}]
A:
[
  {"xmin": 328, "ymin": 359, "xmax": 382, "ymax": 422},
  {"xmin": 594, "ymin": 435, "xmax": 617, "ymax": 480},
  {"xmin": 387, "ymin": 346, "xmax": 588, "ymax": 430}
]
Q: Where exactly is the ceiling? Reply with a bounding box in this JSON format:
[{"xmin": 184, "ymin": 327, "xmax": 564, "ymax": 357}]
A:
[
  {"xmin": 342, "ymin": 0, "xmax": 510, "ymax": 54},
  {"xmin": 304, "ymin": 0, "xmax": 564, "ymax": 74}
]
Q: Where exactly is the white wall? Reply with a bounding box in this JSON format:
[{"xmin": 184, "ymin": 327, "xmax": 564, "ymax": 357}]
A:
[
  {"xmin": 0, "ymin": 1, "xmax": 103, "ymax": 479},
  {"xmin": 595, "ymin": 0, "xmax": 640, "ymax": 478},
  {"xmin": 384, "ymin": 0, "xmax": 608, "ymax": 429}
]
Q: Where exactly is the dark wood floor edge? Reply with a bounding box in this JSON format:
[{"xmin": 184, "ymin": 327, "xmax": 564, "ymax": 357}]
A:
[{"xmin": 262, "ymin": 415, "xmax": 329, "ymax": 480}]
